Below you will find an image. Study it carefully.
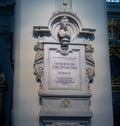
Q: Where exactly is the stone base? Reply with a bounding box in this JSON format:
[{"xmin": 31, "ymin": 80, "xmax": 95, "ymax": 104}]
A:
[{"xmin": 39, "ymin": 94, "xmax": 92, "ymax": 126}]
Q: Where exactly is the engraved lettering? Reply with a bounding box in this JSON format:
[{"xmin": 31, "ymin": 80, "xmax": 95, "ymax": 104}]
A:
[
  {"xmin": 52, "ymin": 62, "xmax": 77, "ymax": 70},
  {"xmin": 49, "ymin": 49, "xmax": 81, "ymax": 89}
]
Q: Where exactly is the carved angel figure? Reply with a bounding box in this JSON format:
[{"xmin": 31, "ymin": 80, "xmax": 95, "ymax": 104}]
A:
[
  {"xmin": 85, "ymin": 44, "xmax": 95, "ymax": 84},
  {"xmin": 34, "ymin": 42, "xmax": 44, "ymax": 86}
]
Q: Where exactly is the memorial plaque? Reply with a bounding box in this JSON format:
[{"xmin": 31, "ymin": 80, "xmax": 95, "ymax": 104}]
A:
[
  {"xmin": 44, "ymin": 44, "xmax": 86, "ymax": 90},
  {"xmin": 49, "ymin": 48, "xmax": 80, "ymax": 90},
  {"xmin": 33, "ymin": 1, "xmax": 96, "ymax": 125}
]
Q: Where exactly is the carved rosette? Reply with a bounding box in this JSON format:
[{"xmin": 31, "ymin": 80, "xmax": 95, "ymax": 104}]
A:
[{"xmin": 60, "ymin": 98, "xmax": 71, "ymax": 108}]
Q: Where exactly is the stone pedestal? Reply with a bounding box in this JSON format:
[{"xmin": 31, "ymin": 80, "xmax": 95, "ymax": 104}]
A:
[{"xmin": 39, "ymin": 94, "xmax": 92, "ymax": 126}]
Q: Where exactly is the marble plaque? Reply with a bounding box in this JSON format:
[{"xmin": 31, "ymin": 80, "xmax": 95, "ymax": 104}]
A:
[
  {"xmin": 47, "ymin": 46, "xmax": 82, "ymax": 90},
  {"xmin": 49, "ymin": 49, "xmax": 81, "ymax": 89}
]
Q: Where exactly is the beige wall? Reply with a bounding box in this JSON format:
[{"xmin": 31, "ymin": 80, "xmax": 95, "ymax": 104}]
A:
[{"xmin": 12, "ymin": 0, "xmax": 113, "ymax": 126}]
